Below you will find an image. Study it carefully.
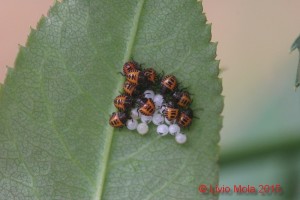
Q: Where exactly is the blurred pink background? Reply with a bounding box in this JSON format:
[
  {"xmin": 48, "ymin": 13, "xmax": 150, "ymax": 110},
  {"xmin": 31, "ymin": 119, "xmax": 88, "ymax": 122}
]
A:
[{"xmin": 0, "ymin": 0, "xmax": 54, "ymax": 83}]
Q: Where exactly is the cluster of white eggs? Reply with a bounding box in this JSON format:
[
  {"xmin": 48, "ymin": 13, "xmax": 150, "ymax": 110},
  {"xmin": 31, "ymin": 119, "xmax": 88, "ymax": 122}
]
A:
[{"xmin": 126, "ymin": 90, "xmax": 187, "ymax": 144}]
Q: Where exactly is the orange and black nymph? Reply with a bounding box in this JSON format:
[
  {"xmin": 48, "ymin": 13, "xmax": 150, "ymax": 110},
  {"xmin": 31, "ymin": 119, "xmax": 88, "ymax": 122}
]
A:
[
  {"xmin": 160, "ymin": 75, "xmax": 178, "ymax": 94},
  {"xmin": 172, "ymin": 91, "xmax": 192, "ymax": 108},
  {"xmin": 143, "ymin": 68, "xmax": 157, "ymax": 84},
  {"xmin": 123, "ymin": 60, "xmax": 141, "ymax": 75},
  {"xmin": 123, "ymin": 81, "xmax": 139, "ymax": 96},
  {"xmin": 109, "ymin": 112, "xmax": 128, "ymax": 128},
  {"xmin": 113, "ymin": 94, "xmax": 134, "ymax": 111},
  {"xmin": 177, "ymin": 109, "xmax": 193, "ymax": 128},
  {"xmin": 126, "ymin": 69, "xmax": 147, "ymax": 85},
  {"xmin": 136, "ymin": 97, "xmax": 155, "ymax": 116},
  {"xmin": 163, "ymin": 101, "xmax": 179, "ymax": 121}
]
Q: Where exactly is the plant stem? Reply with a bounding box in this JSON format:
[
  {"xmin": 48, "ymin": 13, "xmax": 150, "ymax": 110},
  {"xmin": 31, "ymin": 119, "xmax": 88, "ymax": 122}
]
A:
[{"xmin": 219, "ymin": 134, "xmax": 300, "ymax": 165}]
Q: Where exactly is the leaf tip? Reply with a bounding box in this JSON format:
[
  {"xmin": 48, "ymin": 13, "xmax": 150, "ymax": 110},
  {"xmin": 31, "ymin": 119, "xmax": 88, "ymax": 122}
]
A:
[
  {"xmin": 29, "ymin": 26, "xmax": 36, "ymax": 32},
  {"xmin": 48, "ymin": 0, "xmax": 63, "ymax": 17},
  {"xmin": 295, "ymin": 83, "xmax": 300, "ymax": 91},
  {"xmin": 219, "ymin": 66, "xmax": 227, "ymax": 75},
  {"xmin": 291, "ymin": 35, "xmax": 300, "ymax": 52},
  {"xmin": 36, "ymin": 15, "xmax": 47, "ymax": 30},
  {"xmin": 6, "ymin": 66, "xmax": 14, "ymax": 77},
  {"xmin": 17, "ymin": 44, "xmax": 26, "ymax": 49},
  {"xmin": 26, "ymin": 27, "xmax": 38, "ymax": 47},
  {"xmin": 211, "ymin": 41, "xmax": 218, "ymax": 48},
  {"xmin": 14, "ymin": 45, "xmax": 27, "ymax": 67},
  {"xmin": 0, "ymin": 66, "xmax": 14, "ymax": 90}
]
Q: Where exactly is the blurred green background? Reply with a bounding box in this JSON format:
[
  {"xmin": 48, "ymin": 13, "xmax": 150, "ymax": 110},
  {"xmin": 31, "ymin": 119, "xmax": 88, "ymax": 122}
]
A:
[
  {"xmin": 1, "ymin": 0, "xmax": 300, "ymax": 199},
  {"xmin": 204, "ymin": 0, "xmax": 300, "ymax": 199}
]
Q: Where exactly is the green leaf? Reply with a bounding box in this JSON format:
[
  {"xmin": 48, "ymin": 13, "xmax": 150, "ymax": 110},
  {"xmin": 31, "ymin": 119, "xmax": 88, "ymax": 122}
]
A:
[
  {"xmin": 0, "ymin": 0, "xmax": 222, "ymax": 199},
  {"xmin": 291, "ymin": 35, "xmax": 300, "ymax": 89}
]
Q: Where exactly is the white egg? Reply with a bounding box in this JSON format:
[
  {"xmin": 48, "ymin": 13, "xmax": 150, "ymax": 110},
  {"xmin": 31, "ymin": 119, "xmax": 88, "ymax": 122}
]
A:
[
  {"xmin": 154, "ymin": 109, "xmax": 160, "ymax": 115},
  {"xmin": 156, "ymin": 124, "xmax": 169, "ymax": 136},
  {"xmin": 126, "ymin": 119, "xmax": 138, "ymax": 130},
  {"xmin": 159, "ymin": 104, "xmax": 167, "ymax": 114},
  {"xmin": 137, "ymin": 123, "xmax": 149, "ymax": 135},
  {"xmin": 175, "ymin": 133, "xmax": 187, "ymax": 144},
  {"xmin": 153, "ymin": 94, "xmax": 164, "ymax": 108},
  {"xmin": 141, "ymin": 115, "xmax": 153, "ymax": 124},
  {"xmin": 165, "ymin": 117, "xmax": 175, "ymax": 125},
  {"xmin": 168, "ymin": 124, "xmax": 180, "ymax": 136},
  {"xmin": 144, "ymin": 90, "xmax": 155, "ymax": 99},
  {"xmin": 152, "ymin": 113, "xmax": 164, "ymax": 125},
  {"xmin": 130, "ymin": 107, "xmax": 140, "ymax": 119}
]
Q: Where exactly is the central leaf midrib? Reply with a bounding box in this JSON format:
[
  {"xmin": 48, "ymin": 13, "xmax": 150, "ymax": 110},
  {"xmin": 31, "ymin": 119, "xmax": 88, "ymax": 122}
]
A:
[{"xmin": 95, "ymin": 0, "xmax": 146, "ymax": 199}]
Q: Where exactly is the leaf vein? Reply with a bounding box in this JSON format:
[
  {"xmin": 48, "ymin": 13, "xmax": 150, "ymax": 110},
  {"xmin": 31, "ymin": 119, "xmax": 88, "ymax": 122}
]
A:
[
  {"xmin": 96, "ymin": 0, "xmax": 146, "ymax": 199},
  {"xmin": 39, "ymin": 59, "xmax": 95, "ymax": 188}
]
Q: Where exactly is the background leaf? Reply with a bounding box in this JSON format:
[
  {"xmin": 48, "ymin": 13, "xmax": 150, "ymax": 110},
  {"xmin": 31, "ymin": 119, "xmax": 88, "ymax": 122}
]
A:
[
  {"xmin": 0, "ymin": 0, "xmax": 222, "ymax": 199},
  {"xmin": 291, "ymin": 35, "xmax": 300, "ymax": 89}
]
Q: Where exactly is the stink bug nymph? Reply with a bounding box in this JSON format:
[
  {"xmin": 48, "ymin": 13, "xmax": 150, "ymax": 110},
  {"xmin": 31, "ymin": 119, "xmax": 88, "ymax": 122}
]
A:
[
  {"xmin": 109, "ymin": 112, "xmax": 128, "ymax": 128},
  {"xmin": 172, "ymin": 91, "xmax": 192, "ymax": 108},
  {"xmin": 143, "ymin": 68, "xmax": 157, "ymax": 84},
  {"xmin": 162, "ymin": 101, "xmax": 179, "ymax": 121},
  {"xmin": 136, "ymin": 97, "xmax": 155, "ymax": 116},
  {"xmin": 113, "ymin": 94, "xmax": 134, "ymax": 111},
  {"xmin": 126, "ymin": 69, "xmax": 147, "ymax": 85},
  {"xmin": 177, "ymin": 109, "xmax": 193, "ymax": 128},
  {"xmin": 123, "ymin": 60, "xmax": 141, "ymax": 75},
  {"xmin": 160, "ymin": 75, "xmax": 178, "ymax": 94},
  {"xmin": 123, "ymin": 81, "xmax": 140, "ymax": 96}
]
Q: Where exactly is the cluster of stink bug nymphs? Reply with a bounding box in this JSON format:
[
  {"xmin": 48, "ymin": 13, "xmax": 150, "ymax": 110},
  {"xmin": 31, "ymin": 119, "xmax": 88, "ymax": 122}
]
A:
[{"xmin": 109, "ymin": 60, "xmax": 194, "ymax": 144}]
